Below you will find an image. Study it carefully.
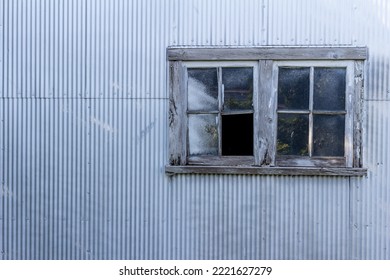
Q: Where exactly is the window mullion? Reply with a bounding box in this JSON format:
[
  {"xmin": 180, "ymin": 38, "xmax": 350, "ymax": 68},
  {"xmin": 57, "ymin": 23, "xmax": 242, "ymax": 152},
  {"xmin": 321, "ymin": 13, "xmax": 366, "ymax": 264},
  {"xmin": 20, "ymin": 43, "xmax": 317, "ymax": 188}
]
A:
[
  {"xmin": 253, "ymin": 61, "xmax": 260, "ymax": 165},
  {"xmin": 256, "ymin": 60, "xmax": 275, "ymax": 166},
  {"xmin": 308, "ymin": 66, "xmax": 314, "ymax": 157}
]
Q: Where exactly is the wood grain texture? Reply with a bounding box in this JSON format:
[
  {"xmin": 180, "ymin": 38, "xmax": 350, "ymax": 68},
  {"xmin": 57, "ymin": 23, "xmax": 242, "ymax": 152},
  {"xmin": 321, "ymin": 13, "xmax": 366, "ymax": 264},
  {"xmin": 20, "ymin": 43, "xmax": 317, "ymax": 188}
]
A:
[
  {"xmin": 276, "ymin": 156, "xmax": 346, "ymax": 167},
  {"xmin": 257, "ymin": 60, "xmax": 275, "ymax": 166},
  {"xmin": 188, "ymin": 156, "xmax": 254, "ymax": 166},
  {"xmin": 167, "ymin": 47, "xmax": 368, "ymax": 61},
  {"xmin": 165, "ymin": 165, "xmax": 367, "ymax": 176},
  {"xmin": 344, "ymin": 63, "xmax": 355, "ymax": 167},
  {"xmin": 353, "ymin": 61, "xmax": 364, "ymax": 168},
  {"xmin": 168, "ymin": 61, "xmax": 187, "ymax": 165}
]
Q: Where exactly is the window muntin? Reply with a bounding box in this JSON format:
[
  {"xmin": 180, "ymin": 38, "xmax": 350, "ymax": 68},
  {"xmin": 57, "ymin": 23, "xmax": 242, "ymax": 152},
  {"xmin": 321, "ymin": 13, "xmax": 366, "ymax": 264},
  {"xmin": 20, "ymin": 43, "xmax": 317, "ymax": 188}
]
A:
[{"xmin": 184, "ymin": 61, "xmax": 258, "ymax": 164}]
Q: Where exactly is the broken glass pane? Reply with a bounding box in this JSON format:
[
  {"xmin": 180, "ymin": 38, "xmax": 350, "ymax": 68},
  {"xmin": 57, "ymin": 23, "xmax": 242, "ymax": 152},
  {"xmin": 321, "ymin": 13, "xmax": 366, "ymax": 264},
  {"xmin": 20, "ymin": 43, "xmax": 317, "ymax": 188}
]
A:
[
  {"xmin": 313, "ymin": 68, "xmax": 346, "ymax": 111},
  {"xmin": 188, "ymin": 114, "xmax": 219, "ymax": 156},
  {"xmin": 222, "ymin": 67, "xmax": 253, "ymax": 111},
  {"xmin": 277, "ymin": 114, "xmax": 309, "ymax": 156},
  {"xmin": 188, "ymin": 68, "xmax": 218, "ymax": 111},
  {"xmin": 278, "ymin": 67, "xmax": 310, "ymax": 110},
  {"xmin": 222, "ymin": 114, "xmax": 253, "ymax": 156},
  {"xmin": 313, "ymin": 115, "xmax": 345, "ymax": 156}
]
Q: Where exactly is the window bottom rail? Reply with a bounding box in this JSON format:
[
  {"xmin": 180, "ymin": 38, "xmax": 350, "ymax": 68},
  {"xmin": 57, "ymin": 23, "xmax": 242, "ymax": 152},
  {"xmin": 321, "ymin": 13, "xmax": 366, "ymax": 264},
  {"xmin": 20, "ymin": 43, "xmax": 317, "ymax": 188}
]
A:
[{"xmin": 165, "ymin": 165, "xmax": 367, "ymax": 176}]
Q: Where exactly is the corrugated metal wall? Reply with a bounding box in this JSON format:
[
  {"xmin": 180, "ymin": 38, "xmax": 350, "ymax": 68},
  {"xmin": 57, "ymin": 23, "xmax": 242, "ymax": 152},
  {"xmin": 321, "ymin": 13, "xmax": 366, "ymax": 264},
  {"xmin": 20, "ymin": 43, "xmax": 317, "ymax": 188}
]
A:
[{"xmin": 1, "ymin": 0, "xmax": 389, "ymax": 259}]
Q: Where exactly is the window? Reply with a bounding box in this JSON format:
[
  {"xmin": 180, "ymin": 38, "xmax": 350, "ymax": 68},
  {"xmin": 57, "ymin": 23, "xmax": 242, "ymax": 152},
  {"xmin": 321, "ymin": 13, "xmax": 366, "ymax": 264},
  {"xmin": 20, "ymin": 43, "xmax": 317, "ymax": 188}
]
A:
[
  {"xmin": 166, "ymin": 47, "xmax": 367, "ymax": 176},
  {"xmin": 275, "ymin": 61, "xmax": 354, "ymax": 168},
  {"xmin": 186, "ymin": 62, "xmax": 257, "ymax": 165}
]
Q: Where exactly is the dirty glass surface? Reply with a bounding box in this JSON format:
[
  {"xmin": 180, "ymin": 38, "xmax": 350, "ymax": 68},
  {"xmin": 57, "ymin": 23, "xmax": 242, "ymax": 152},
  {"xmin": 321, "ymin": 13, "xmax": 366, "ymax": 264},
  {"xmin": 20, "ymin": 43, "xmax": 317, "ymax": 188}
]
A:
[
  {"xmin": 222, "ymin": 67, "xmax": 253, "ymax": 111},
  {"xmin": 313, "ymin": 115, "xmax": 345, "ymax": 156},
  {"xmin": 188, "ymin": 68, "xmax": 218, "ymax": 111},
  {"xmin": 188, "ymin": 114, "xmax": 219, "ymax": 156},
  {"xmin": 277, "ymin": 114, "xmax": 309, "ymax": 156},
  {"xmin": 278, "ymin": 67, "xmax": 310, "ymax": 110},
  {"xmin": 313, "ymin": 68, "xmax": 346, "ymax": 111}
]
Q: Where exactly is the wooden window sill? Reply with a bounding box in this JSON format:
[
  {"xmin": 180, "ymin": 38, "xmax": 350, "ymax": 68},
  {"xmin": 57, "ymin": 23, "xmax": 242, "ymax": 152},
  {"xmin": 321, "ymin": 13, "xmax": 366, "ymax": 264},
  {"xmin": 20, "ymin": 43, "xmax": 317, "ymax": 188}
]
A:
[{"xmin": 165, "ymin": 165, "xmax": 367, "ymax": 177}]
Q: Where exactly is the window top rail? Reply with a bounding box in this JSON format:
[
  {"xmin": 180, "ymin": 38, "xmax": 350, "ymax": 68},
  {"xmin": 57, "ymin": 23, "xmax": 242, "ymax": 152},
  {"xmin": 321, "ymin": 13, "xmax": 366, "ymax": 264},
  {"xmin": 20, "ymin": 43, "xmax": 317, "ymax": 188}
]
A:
[{"xmin": 167, "ymin": 46, "xmax": 368, "ymax": 61}]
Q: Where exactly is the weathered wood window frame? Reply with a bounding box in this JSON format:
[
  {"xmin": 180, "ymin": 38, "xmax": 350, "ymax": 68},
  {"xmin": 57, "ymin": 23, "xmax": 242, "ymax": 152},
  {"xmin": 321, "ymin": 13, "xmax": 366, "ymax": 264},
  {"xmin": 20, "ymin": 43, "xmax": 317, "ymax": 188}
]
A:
[
  {"xmin": 166, "ymin": 47, "xmax": 368, "ymax": 176},
  {"xmin": 183, "ymin": 61, "xmax": 259, "ymax": 166}
]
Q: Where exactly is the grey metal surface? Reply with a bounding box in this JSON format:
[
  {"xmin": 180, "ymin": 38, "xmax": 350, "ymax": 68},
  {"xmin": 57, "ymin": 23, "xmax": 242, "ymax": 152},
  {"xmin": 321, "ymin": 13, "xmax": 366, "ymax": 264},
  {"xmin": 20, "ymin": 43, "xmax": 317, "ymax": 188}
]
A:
[{"xmin": 1, "ymin": 0, "xmax": 390, "ymax": 259}]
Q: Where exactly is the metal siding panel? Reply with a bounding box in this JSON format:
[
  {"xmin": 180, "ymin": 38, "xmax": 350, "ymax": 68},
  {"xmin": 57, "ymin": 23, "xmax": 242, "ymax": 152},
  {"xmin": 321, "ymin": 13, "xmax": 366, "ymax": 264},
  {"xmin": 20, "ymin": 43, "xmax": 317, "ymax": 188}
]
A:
[
  {"xmin": 352, "ymin": 0, "xmax": 390, "ymax": 101},
  {"xmin": 266, "ymin": 0, "xmax": 355, "ymax": 46},
  {"xmin": 351, "ymin": 102, "xmax": 390, "ymax": 259},
  {"xmin": 167, "ymin": 175, "xmax": 350, "ymax": 259},
  {"xmin": 1, "ymin": 0, "xmax": 390, "ymax": 260},
  {"xmin": 2, "ymin": 0, "xmax": 170, "ymax": 99},
  {"xmin": 0, "ymin": 0, "xmax": 3, "ymax": 98},
  {"xmin": 0, "ymin": 99, "xmax": 168, "ymax": 259},
  {"xmin": 167, "ymin": 0, "xmax": 389, "ymax": 259},
  {"xmin": 171, "ymin": 0, "xmax": 266, "ymax": 46}
]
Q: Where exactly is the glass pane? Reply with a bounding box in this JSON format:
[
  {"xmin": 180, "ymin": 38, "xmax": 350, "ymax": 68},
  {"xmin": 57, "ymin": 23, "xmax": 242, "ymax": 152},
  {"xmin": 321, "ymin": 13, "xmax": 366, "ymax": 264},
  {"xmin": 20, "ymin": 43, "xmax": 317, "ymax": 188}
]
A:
[
  {"xmin": 188, "ymin": 68, "xmax": 218, "ymax": 111},
  {"xmin": 277, "ymin": 114, "xmax": 309, "ymax": 156},
  {"xmin": 188, "ymin": 114, "xmax": 218, "ymax": 156},
  {"xmin": 222, "ymin": 67, "xmax": 253, "ymax": 111},
  {"xmin": 313, "ymin": 115, "xmax": 345, "ymax": 157},
  {"xmin": 313, "ymin": 68, "xmax": 346, "ymax": 111},
  {"xmin": 222, "ymin": 114, "xmax": 253, "ymax": 156},
  {"xmin": 278, "ymin": 67, "xmax": 310, "ymax": 110}
]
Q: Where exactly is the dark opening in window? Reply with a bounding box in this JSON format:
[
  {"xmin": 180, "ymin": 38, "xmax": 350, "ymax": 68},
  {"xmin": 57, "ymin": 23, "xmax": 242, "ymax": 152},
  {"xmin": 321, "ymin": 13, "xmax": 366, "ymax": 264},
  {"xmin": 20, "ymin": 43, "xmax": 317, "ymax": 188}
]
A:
[{"xmin": 222, "ymin": 114, "xmax": 253, "ymax": 156}]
